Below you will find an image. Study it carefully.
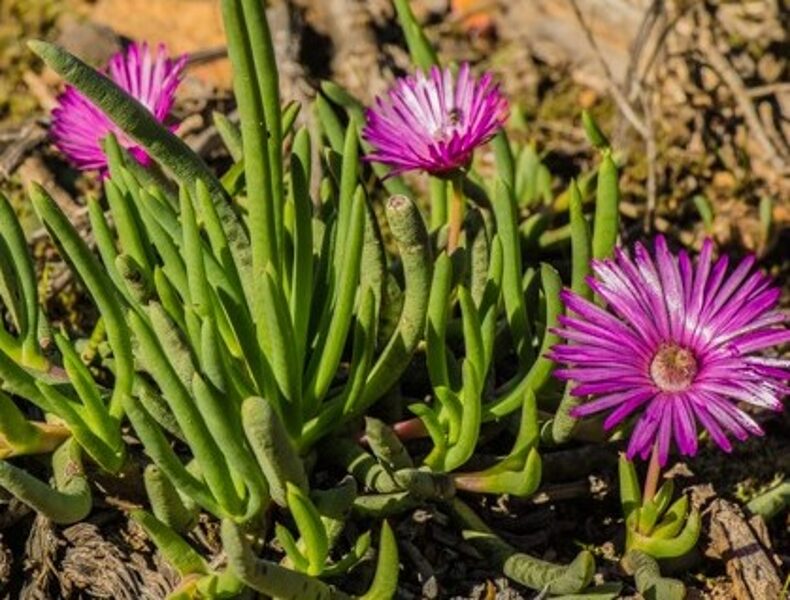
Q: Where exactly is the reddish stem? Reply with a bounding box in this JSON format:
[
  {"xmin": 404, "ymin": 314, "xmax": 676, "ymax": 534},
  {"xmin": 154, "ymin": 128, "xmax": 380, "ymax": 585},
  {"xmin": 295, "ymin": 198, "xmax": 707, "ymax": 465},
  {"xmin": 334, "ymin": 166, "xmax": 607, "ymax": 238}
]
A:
[
  {"xmin": 642, "ymin": 444, "xmax": 661, "ymax": 502},
  {"xmin": 356, "ymin": 417, "xmax": 429, "ymax": 445}
]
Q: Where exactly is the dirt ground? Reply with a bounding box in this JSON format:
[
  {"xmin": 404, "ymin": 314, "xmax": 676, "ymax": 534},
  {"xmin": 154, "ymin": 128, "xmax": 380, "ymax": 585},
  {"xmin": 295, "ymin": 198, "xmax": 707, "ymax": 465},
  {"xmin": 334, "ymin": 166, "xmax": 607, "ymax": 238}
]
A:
[{"xmin": 0, "ymin": 0, "xmax": 787, "ymax": 598}]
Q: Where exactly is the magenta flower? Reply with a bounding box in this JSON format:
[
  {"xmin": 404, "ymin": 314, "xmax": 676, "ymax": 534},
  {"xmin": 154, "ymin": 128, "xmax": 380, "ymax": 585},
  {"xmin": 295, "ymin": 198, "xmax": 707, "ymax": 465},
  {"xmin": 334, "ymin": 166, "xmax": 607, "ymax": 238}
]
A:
[
  {"xmin": 362, "ymin": 63, "xmax": 508, "ymax": 176},
  {"xmin": 549, "ymin": 237, "xmax": 788, "ymax": 465},
  {"xmin": 51, "ymin": 42, "xmax": 186, "ymax": 171}
]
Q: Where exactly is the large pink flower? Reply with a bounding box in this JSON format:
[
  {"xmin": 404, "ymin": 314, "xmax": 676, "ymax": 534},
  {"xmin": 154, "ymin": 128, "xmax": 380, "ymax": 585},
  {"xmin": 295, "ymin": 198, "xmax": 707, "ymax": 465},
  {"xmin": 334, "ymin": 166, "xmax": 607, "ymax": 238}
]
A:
[
  {"xmin": 549, "ymin": 237, "xmax": 789, "ymax": 465},
  {"xmin": 362, "ymin": 63, "xmax": 508, "ymax": 176},
  {"xmin": 51, "ymin": 42, "xmax": 186, "ymax": 171}
]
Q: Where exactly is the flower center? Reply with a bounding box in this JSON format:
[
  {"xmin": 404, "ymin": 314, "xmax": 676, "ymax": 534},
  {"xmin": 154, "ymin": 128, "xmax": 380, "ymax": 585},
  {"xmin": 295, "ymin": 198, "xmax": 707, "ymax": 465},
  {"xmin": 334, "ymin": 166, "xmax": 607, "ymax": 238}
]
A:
[
  {"xmin": 433, "ymin": 107, "xmax": 464, "ymax": 141},
  {"xmin": 649, "ymin": 342, "xmax": 698, "ymax": 392}
]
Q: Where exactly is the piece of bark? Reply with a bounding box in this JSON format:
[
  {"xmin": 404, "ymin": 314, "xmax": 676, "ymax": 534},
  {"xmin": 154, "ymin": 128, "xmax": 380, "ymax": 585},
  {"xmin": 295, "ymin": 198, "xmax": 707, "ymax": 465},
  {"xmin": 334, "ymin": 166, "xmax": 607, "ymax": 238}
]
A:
[
  {"xmin": 17, "ymin": 156, "xmax": 78, "ymax": 221},
  {"xmin": 705, "ymin": 498, "xmax": 783, "ymax": 600},
  {"xmin": 0, "ymin": 122, "xmax": 48, "ymax": 181}
]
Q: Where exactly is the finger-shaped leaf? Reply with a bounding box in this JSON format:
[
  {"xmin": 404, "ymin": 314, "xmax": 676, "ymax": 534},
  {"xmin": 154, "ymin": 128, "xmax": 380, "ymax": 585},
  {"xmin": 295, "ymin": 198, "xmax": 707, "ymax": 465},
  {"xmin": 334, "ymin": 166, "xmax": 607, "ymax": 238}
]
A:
[
  {"xmin": 491, "ymin": 179, "xmax": 530, "ymax": 364},
  {"xmin": 393, "ymin": 468, "xmax": 454, "ymax": 500},
  {"xmin": 222, "ymin": 519, "xmax": 337, "ymax": 600},
  {"xmin": 321, "ymin": 437, "xmax": 397, "ymax": 493},
  {"xmin": 105, "ymin": 176, "xmax": 152, "ymax": 278},
  {"xmin": 458, "ymin": 286, "xmax": 485, "ymax": 384},
  {"xmin": 131, "ymin": 509, "xmax": 207, "ymax": 576},
  {"xmin": 618, "ymin": 454, "xmax": 642, "ymax": 520},
  {"xmin": 305, "ymin": 186, "xmax": 365, "ymax": 412},
  {"xmin": 352, "ymin": 491, "xmax": 418, "ymax": 518},
  {"xmin": 259, "ymin": 267, "xmax": 301, "ymax": 421},
  {"xmin": 581, "ymin": 110, "xmax": 610, "ymax": 150},
  {"xmin": 0, "ymin": 193, "xmax": 43, "ymax": 365},
  {"xmin": 0, "ymin": 392, "xmax": 68, "ymax": 457},
  {"xmin": 143, "ymin": 464, "xmax": 198, "ymax": 533},
  {"xmin": 36, "ymin": 381, "xmax": 123, "ymax": 472},
  {"xmin": 746, "ymin": 479, "xmax": 790, "ymax": 521},
  {"xmin": 117, "ymin": 253, "xmax": 154, "ymax": 304},
  {"xmin": 239, "ymin": 0, "xmax": 284, "ymax": 242},
  {"xmin": 338, "ymin": 285, "xmax": 377, "ymax": 417},
  {"xmin": 443, "ymin": 361, "xmax": 481, "ymax": 472},
  {"xmin": 195, "ymin": 179, "xmax": 246, "ymax": 303},
  {"xmin": 569, "ymin": 179, "xmax": 592, "ymax": 300},
  {"xmin": 322, "ymin": 531, "xmax": 371, "ymax": 577},
  {"xmin": 315, "ymin": 93, "xmax": 345, "ymax": 152},
  {"xmin": 547, "ymin": 382, "xmax": 584, "ymax": 445},
  {"xmin": 221, "ymin": 0, "xmax": 277, "ymax": 285},
  {"xmin": 409, "ymin": 402, "xmax": 449, "ymax": 469},
  {"xmin": 289, "ymin": 128, "xmax": 313, "ymax": 363},
  {"xmin": 55, "ymin": 333, "xmax": 119, "ymax": 448},
  {"xmin": 129, "ymin": 310, "xmax": 241, "ymax": 515},
  {"xmin": 192, "ymin": 373, "xmax": 267, "ymax": 520},
  {"xmin": 478, "ymin": 235, "xmax": 503, "ymax": 369},
  {"xmin": 135, "ymin": 376, "xmax": 184, "ymax": 441},
  {"xmin": 103, "ymin": 133, "xmax": 178, "ymax": 206},
  {"xmin": 275, "ymin": 522, "xmax": 310, "ymax": 572},
  {"xmin": 515, "ymin": 144, "xmax": 540, "ymax": 206},
  {"xmin": 651, "ymin": 495, "xmax": 689, "ymax": 540},
  {"xmin": 485, "ymin": 263, "xmax": 562, "ymax": 418},
  {"xmin": 460, "ymin": 516, "xmax": 595, "ymax": 596},
  {"xmin": 0, "ymin": 345, "xmax": 56, "ymax": 411},
  {"xmin": 0, "ymin": 439, "xmax": 91, "ymax": 524},
  {"xmin": 504, "ymin": 548, "xmax": 595, "ymax": 595},
  {"xmin": 453, "ymin": 446, "xmax": 541, "ymax": 497},
  {"xmin": 286, "ymin": 482, "xmax": 329, "ymax": 576},
  {"xmin": 362, "ymin": 195, "xmax": 431, "ymax": 409},
  {"xmin": 591, "ymin": 151, "xmax": 619, "ymax": 261},
  {"xmin": 87, "ymin": 197, "xmax": 138, "ymax": 309},
  {"xmin": 639, "ymin": 480, "xmax": 675, "ymax": 534},
  {"xmin": 630, "ymin": 508, "xmax": 701, "ymax": 559},
  {"xmin": 180, "ymin": 186, "xmax": 211, "ymax": 317},
  {"xmin": 30, "ymin": 184, "xmax": 133, "ymax": 419},
  {"xmin": 299, "ymin": 287, "xmax": 377, "ymax": 448},
  {"xmin": 492, "ymin": 131, "xmax": 515, "ymax": 192},
  {"xmin": 213, "ymin": 111, "xmax": 243, "ymax": 161},
  {"xmin": 467, "ymin": 211, "xmax": 490, "ymax": 306},
  {"xmin": 241, "ymin": 396, "xmax": 308, "ymax": 507},
  {"xmin": 426, "ymin": 251, "xmax": 452, "ymax": 389},
  {"xmin": 365, "ymin": 418, "xmax": 414, "ymax": 471},
  {"xmin": 429, "ymin": 177, "xmax": 448, "ymax": 231},
  {"xmin": 622, "ymin": 550, "xmax": 685, "ymax": 600},
  {"xmin": 358, "ymin": 520, "xmax": 399, "ymax": 600},
  {"xmin": 334, "ymin": 122, "xmax": 360, "ymax": 270},
  {"xmin": 392, "ymin": 0, "xmax": 438, "ymax": 69},
  {"xmin": 123, "ymin": 393, "xmax": 221, "ymax": 515}
]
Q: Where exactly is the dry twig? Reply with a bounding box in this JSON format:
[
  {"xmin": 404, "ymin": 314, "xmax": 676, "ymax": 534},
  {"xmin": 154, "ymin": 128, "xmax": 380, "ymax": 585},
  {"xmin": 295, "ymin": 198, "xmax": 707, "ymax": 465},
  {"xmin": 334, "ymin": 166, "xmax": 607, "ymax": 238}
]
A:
[{"xmin": 695, "ymin": 7, "xmax": 789, "ymax": 175}]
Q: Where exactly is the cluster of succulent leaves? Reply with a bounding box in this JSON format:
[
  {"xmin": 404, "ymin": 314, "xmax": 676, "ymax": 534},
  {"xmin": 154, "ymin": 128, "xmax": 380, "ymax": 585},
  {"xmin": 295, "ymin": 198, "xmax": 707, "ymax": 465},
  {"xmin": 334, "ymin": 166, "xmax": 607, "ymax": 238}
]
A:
[{"xmin": 0, "ymin": 0, "xmax": 705, "ymax": 598}]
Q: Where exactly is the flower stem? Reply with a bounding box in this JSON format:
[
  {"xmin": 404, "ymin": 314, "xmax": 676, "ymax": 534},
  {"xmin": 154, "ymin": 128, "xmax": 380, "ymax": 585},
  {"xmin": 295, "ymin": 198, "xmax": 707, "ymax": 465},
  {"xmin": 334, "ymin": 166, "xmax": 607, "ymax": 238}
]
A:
[
  {"xmin": 642, "ymin": 444, "xmax": 661, "ymax": 502},
  {"xmin": 447, "ymin": 174, "xmax": 465, "ymax": 252}
]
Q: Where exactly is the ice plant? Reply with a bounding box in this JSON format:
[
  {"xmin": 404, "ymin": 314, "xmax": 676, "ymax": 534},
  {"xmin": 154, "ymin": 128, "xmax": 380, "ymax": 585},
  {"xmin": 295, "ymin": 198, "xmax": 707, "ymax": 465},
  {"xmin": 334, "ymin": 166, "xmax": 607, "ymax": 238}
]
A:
[
  {"xmin": 363, "ymin": 62, "xmax": 508, "ymax": 249},
  {"xmin": 51, "ymin": 42, "xmax": 186, "ymax": 171},
  {"xmin": 550, "ymin": 236, "xmax": 789, "ymax": 471},
  {"xmin": 363, "ymin": 63, "xmax": 507, "ymax": 176}
]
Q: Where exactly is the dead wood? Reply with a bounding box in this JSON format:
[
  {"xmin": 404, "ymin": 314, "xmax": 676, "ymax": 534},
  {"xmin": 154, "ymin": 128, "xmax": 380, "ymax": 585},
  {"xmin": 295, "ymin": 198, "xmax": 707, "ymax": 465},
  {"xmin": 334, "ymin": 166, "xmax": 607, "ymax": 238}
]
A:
[{"xmin": 704, "ymin": 498, "xmax": 783, "ymax": 600}]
